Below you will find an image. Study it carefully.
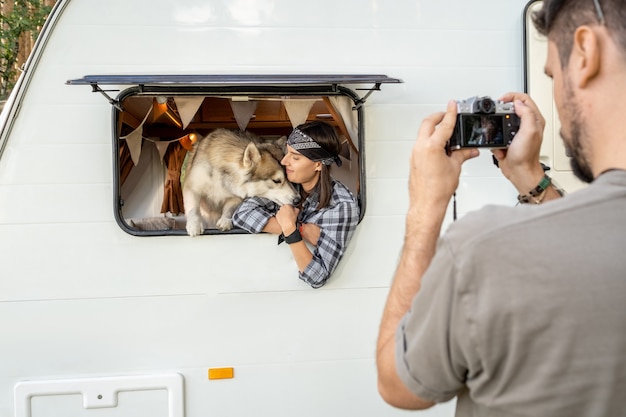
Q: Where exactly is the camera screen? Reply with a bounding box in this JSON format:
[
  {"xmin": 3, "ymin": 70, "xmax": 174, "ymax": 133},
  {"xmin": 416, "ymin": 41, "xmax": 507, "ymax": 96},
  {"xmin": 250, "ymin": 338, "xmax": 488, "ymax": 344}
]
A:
[{"xmin": 461, "ymin": 115, "xmax": 506, "ymax": 146}]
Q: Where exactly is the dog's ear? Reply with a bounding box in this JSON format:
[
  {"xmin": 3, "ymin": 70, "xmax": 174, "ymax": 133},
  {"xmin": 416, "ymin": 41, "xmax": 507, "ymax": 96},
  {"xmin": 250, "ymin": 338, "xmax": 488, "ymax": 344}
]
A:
[
  {"xmin": 243, "ymin": 142, "xmax": 262, "ymax": 168},
  {"xmin": 275, "ymin": 135, "xmax": 287, "ymax": 152}
]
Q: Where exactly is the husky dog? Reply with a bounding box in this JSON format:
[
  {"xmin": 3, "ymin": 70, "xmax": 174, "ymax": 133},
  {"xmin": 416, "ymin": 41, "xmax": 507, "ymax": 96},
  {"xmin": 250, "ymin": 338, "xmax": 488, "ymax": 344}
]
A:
[{"xmin": 183, "ymin": 129, "xmax": 298, "ymax": 236}]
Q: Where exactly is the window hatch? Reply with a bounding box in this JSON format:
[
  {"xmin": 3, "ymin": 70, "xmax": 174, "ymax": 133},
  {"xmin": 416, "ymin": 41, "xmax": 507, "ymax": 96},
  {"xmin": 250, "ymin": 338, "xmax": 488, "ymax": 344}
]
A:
[
  {"xmin": 65, "ymin": 74, "xmax": 403, "ymax": 236},
  {"xmin": 66, "ymin": 74, "xmax": 402, "ymax": 87},
  {"xmin": 66, "ymin": 74, "xmax": 403, "ymax": 111}
]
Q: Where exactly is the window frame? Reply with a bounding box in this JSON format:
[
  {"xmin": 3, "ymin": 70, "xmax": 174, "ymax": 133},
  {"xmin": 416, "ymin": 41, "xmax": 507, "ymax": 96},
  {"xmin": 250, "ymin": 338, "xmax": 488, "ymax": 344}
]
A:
[
  {"xmin": 66, "ymin": 74, "xmax": 402, "ymax": 237},
  {"xmin": 112, "ymin": 85, "xmax": 366, "ymax": 237}
]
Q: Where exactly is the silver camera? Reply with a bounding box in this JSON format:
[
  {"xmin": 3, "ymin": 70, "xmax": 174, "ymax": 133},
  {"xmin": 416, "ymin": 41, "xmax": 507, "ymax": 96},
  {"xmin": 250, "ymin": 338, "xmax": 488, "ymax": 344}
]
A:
[{"xmin": 448, "ymin": 96, "xmax": 520, "ymax": 149}]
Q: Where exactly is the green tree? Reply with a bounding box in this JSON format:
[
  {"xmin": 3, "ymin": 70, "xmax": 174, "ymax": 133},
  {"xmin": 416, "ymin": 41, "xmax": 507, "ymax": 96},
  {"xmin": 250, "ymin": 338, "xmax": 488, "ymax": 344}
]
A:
[{"xmin": 0, "ymin": 0, "xmax": 52, "ymax": 99}]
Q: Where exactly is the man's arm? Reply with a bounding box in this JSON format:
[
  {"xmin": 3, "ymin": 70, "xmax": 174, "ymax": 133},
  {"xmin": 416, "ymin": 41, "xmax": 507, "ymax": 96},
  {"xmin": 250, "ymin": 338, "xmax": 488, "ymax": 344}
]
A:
[
  {"xmin": 376, "ymin": 208, "xmax": 445, "ymax": 409},
  {"xmin": 492, "ymin": 93, "xmax": 563, "ymax": 203},
  {"xmin": 376, "ymin": 101, "xmax": 478, "ymax": 409}
]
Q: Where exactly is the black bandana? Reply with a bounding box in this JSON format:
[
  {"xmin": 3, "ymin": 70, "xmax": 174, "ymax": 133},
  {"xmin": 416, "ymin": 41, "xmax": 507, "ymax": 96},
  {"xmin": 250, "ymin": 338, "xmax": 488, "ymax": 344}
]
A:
[{"xmin": 287, "ymin": 128, "xmax": 342, "ymax": 167}]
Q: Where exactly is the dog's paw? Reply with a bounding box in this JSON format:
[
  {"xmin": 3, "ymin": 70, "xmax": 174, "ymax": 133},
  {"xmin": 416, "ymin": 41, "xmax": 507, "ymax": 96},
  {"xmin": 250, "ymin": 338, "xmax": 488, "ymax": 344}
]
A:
[
  {"xmin": 186, "ymin": 217, "xmax": 204, "ymax": 237},
  {"xmin": 216, "ymin": 217, "xmax": 233, "ymax": 231}
]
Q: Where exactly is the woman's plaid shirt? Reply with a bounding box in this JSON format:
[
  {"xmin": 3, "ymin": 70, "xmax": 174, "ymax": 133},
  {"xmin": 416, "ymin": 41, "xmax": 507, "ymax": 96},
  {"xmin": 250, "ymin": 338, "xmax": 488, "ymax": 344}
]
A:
[{"xmin": 232, "ymin": 180, "xmax": 359, "ymax": 288}]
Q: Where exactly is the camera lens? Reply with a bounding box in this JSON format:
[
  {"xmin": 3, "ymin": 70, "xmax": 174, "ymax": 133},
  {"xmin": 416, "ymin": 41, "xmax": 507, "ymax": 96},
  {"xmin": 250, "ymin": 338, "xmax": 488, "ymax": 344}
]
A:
[{"xmin": 478, "ymin": 99, "xmax": 494, "ymax": 113}]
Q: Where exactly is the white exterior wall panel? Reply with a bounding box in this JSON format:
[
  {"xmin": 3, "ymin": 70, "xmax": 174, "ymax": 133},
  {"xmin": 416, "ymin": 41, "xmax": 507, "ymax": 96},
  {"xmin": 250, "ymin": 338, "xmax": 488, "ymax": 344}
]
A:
[{"xmin": 0, "ymin": 1, "xmax": 558, "ymax": 416}]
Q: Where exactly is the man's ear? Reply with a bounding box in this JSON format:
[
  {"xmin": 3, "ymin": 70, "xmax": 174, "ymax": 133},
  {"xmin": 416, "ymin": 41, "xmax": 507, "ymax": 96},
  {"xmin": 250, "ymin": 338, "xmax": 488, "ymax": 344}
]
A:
[{"xmin": 572, "ymin": 26, "xmax": 601, "ymax": 88}]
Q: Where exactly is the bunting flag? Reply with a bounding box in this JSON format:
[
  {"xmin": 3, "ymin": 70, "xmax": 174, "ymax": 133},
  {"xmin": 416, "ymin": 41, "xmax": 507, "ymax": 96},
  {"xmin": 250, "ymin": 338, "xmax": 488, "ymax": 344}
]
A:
[
  {"xmin": 328, "ymin": 96, "xmax": 358, "ymax": 148},
  {"xmin": 124, "ymin": 128, "xmax": 144, "ymax": 167},
  {"xmin": 174, "ymin": 96, "xmax": 205, "ymax": 129},
  {"xmin": 155, "ymin": 141, "xmax": 171, "ymax": 164},
  {"xmin": 121, "ymin": 105, "xmax": 195, "ymax": 166},
  {"xmin": 284, "ymin": 99, "xmax": 317, "ymax": 128},
  {"xmin": 120, "ymin": 96, "xmax": 355, "ymax": 172},
  {"xmin": 229, "ymin": 100, "xmax": 258, "ymax": 131},
  {"xmin": 121, "ymin": 107, "xmax": 152, "ymax": 166}
]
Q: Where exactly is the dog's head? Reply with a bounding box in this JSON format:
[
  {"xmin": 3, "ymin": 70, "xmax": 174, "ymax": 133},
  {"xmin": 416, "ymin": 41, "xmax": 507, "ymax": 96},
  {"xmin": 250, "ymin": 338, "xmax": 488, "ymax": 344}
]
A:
[
  {"xmin": 252, "ymin": 135, "xmax": 287, "ymax": 161},
  {"xmin": 241, "ymin": 141, "xmax": 299, "ymax": 205}
]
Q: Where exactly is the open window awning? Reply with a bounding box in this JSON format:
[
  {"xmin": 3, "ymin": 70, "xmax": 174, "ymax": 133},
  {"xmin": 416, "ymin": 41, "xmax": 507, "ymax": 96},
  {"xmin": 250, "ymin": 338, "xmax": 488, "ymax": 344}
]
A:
[
  {"xmin": 66, "ymin": 74, "xmax": 402, "ymax": 87},
  {"xmin": 66, "ymin": 74, "xmax": 403, "ymax": 110}
]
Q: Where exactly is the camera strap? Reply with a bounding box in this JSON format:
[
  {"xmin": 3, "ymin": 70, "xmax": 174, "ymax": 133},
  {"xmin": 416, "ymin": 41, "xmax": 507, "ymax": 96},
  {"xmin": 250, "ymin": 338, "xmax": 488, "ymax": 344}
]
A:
[{"xmin": 453, "ymin": 192, "xmax": 457, "ymax": 221}]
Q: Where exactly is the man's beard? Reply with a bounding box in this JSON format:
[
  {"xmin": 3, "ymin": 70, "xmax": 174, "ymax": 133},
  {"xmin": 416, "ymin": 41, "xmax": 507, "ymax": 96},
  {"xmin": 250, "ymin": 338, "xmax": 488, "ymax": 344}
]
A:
[{"xmin": 561, "ymin": 78, "xmax": 594, "ymax": 183}]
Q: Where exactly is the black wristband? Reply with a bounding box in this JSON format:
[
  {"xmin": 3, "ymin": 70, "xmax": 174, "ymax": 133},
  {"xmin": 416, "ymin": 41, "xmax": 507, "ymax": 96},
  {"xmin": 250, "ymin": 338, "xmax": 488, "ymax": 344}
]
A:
[{"xmin": 283, "ymin": 228, "xmax": 303, "ymax": 244}]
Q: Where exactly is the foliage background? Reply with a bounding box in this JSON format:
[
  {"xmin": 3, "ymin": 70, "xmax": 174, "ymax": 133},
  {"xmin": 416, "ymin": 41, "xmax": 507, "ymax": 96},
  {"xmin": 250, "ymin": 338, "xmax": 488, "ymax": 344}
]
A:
[{"xmin": 0, "ymin": 0, "xmax": 56, "ymax": 101}]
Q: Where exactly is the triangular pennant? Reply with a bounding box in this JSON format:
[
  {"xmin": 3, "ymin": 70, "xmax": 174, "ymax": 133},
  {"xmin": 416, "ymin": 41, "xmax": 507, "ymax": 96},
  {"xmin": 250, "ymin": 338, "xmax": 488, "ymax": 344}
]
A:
[
  {"xmin": 125, "ymin": 128, "xmax": 144, "ymax": 166},
  {"xmin": 284, "ymin": 99, "xmax": 317, "ymax": 128},
  {"xmin": 155, "ymin": 141, "xmax": 170, "ymax": 164},
  {"xmin": 120, "ymin": 107, "xmax": 152, "ymax": 165},
  {"xmin": 328, "ymin": 96, "xmax": 358, "ymax": 147},
  {"xmin": 174, "ymin": 96, "xmax": 205, "ymax": 129},
  {"xmin": 229, "ymin": 100, "xmax": 258, "ymax": 131}
]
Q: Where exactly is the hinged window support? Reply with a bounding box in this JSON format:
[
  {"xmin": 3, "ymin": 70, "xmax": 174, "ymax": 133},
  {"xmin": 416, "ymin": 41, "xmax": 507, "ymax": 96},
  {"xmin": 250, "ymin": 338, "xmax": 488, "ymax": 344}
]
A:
[
  {"xmin": 352, "ymin": 82, "xmax": 381, "ymax": 110},
  {"xmin": 90, "ymin": 83, "xmax": 123, "ymax": 111}
]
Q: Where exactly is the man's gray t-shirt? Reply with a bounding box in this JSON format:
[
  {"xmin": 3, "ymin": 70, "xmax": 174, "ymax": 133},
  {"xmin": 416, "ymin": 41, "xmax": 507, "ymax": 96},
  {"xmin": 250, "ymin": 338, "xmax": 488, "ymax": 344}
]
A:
[{"xmin": 396, "ymin": 170, "xmax": 626, "ymax": 416}]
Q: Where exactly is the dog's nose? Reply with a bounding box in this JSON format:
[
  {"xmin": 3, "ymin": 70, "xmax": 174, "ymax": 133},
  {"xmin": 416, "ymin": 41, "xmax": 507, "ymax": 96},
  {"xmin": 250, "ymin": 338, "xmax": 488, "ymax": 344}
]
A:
[{"xmin": 292, "ymin": 195, "xmax": 301, "ymax": 205}]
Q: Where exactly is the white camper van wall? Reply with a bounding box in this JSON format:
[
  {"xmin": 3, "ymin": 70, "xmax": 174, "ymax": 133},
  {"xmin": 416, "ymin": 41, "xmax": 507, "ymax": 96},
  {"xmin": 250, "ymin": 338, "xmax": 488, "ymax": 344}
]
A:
[{"xmin": 0, "ymin": 0, "xmax": 542, "ymax": 414}]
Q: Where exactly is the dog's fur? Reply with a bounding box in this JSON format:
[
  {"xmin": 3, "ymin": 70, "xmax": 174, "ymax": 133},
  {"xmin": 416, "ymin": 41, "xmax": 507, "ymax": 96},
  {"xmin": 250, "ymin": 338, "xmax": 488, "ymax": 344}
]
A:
[{"xmin": 183, "ymin": 129, "xmax": 298, "ymax": 236}]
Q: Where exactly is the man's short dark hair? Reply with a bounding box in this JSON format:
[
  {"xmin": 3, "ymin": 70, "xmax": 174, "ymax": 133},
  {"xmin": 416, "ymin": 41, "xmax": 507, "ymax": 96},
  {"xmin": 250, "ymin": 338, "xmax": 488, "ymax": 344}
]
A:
[{"xmin": 532, "ymin": 0, "xmax": 626, "ymax": 68}]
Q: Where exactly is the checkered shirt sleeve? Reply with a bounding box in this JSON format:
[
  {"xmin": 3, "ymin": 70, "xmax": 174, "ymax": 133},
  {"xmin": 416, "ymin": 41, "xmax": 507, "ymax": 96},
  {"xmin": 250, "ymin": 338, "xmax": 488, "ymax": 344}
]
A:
[
  {"xmin": 232, "ymin": 196, "xmax": 279, "ymax": 233},
  {"xmin": 299, "ymin": 181, "xmax": 359, "ymax": 288},
  {"xmin": 231, "ymin": 181, "xmax": 359, "ymax": 288}
]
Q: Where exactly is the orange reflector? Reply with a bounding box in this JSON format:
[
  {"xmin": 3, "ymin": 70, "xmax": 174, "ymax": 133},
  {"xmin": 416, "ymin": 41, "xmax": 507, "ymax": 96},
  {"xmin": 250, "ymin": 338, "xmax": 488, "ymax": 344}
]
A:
[{"xmin": 208, "ymin": 367, "xmax": 234, "ymax": 380}]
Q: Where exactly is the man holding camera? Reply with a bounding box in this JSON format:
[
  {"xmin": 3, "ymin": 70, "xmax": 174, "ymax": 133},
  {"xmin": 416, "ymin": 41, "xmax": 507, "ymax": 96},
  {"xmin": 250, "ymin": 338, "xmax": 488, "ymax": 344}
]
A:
[{"xmin": 377, "ymin": 0, "xmax": 626, "ymax": 415}]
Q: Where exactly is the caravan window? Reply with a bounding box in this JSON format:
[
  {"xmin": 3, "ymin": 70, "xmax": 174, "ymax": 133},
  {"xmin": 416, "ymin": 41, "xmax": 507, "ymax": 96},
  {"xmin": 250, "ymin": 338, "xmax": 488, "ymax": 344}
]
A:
[{"xmin": 114, "ymin": 88, "xmax": 365, "ymax": 236}]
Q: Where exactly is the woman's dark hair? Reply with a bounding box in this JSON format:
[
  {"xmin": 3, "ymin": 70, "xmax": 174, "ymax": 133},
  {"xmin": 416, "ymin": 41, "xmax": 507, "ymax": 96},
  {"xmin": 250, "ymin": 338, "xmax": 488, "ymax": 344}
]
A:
[
  {"xmin": 532, "ymin": 0, "xmax": 626, "ymax": 68},
  {"xmin": 297, "ymin": 120, "xmax": 342, "ymax": 210}
]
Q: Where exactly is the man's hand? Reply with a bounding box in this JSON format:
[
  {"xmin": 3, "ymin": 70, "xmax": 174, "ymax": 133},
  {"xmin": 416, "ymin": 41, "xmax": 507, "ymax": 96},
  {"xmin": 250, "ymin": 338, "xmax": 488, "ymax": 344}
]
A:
[
  {"xmin": 492, "ymin": 93, "xmax": 547, "ymax": 194},
  {"xmin": 409, "ymin": 100, "xmax": 479, "ymax": 218}
]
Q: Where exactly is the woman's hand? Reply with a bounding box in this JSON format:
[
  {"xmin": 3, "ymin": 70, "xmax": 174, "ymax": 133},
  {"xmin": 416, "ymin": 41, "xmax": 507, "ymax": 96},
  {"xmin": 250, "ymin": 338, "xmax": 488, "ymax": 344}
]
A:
[{"xmin": 276, "ymin": 204, "xmax": 299, "ymax": 236}]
